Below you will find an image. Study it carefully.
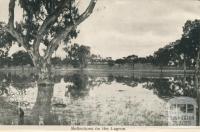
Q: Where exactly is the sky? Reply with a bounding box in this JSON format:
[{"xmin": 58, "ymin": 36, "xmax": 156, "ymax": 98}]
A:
[{"xmin": 1, "ymin": 0, "xmax": 200, "ymax": 59}]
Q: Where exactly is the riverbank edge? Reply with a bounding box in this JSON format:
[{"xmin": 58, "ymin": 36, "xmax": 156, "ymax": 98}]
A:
[{"xmin": 0, "ymin": 67, "xmax": 195, "ymax": 74}]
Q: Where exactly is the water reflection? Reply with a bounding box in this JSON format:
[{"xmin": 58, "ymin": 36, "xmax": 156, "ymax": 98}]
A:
[
  {"xmin": 0, "ymin": 71, "xmax": 200, "ymax": 125},
  {"xmin": 142, "ymin": 76, "xmax": 196, "ymax": 98},
  {"xmin": 65, "ymin": 73, "xmax": 89, "ymax": 99},
  {"xmin": 31, "ymin": 82, "xmax": 54, "ymax": 125}
]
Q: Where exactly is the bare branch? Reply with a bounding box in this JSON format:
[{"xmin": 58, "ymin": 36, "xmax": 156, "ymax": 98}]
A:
[
  {"xmin": 44, "ymin": 25, "xmax": 74, "ymax": 60},
  {"xmin": 37, "ymin": 0, "xmax": 70, "ymax": 36},
  {"xmin": 43, "ymin": 0, "xmax": 98, "ymax": 60},
  {"xmin": 7, "ymin": 0, "xmax": 35, "ymax": 60},
  {"xmin": 8, "ymin": 0, "xmax": 16, "ymax": 28},
  {"xmin": 7, "ymin": 0, "xmax": 24, "ymax": 48},
  {"xmin": 33, "ymin": 0, "xmax": 70, "ymax": 56},
  {"xmin": 75, "ymin": 0, "xmax": 98, "ymax": 25}
]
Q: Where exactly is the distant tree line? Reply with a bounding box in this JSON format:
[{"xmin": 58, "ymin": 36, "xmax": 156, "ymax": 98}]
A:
[
  {"xmin": 0, "ymin": 43, "xmax": 115, "ymax": 68},
  {"xmin": 0, "ymin": 43, "xmax": 90, "ymax": 68}
]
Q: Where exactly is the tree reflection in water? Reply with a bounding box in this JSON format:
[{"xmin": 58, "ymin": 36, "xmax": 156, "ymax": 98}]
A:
[
  {"xmin": 142, "ymin": 76, "xmax": 196, "ymax": 98},
  {"xmin": 0, "ymin": 71, "xmax": 200, "ymax": 125},
  {"xmin": 0, "ymin": 75, "xmax": 9, "ymax": 96},
  {"xmin": 64, "ymin": 73, "xmax": 89, "ymax": 99},
  {"xmin": 31, "ymin": 81, "xmax": 54, "ymax": 125}
]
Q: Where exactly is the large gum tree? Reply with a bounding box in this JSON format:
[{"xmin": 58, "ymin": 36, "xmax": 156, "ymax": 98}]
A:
[{"xmin": 0, "ymin": 0, "xmax": 97, "ymax": 80}]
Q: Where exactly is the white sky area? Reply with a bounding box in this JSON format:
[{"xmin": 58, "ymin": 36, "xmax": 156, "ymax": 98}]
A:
[{"xmin": 1, "ymin": 0, "xmax": 200, "ymax": 59}]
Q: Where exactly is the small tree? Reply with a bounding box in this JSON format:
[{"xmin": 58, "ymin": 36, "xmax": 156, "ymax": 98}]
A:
[
  {"xmin": 12, "ymin": 50, "xmax": 33, "ymax": 66},
  {"xmin": 0, "ymin": 48, "xmax": 10, "ymax": 67},
  {"xmin": 51, "ymin": 57, "xmax": 63, "ymax": 67},
  {"xmin": 65, "ymin": 43, "xmax": 90, "ymax": 68},
  {"xmin": 153, "ymin": 47, "xmax": 172, "ymax": 71}
]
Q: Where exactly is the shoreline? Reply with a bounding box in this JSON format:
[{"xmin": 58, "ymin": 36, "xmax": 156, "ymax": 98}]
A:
[{"xmin": 0, "ymin": 67, "xmax": 195, "ymax": 74}]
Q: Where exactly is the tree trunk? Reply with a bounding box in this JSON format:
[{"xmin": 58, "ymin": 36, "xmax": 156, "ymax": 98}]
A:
[
  {"xmin": 32, "ymin": 57, "xmax": 52, "ymax": 82},
  {"xmin": 29, "ymin": 55, "xmax": 54, "ymax": 125},
  {"xmin": 195, "ymin": 74, "xmax": 200, "ymax": 126},
  {"xmin": 195, "ymin": 49, "xmax": 200, "ymax": 126},
  {"xmin": 183, "ymin": 58, "xmax": 186, "ymax": 74},
  {"xmin": 196, "ymin": 50, "xmax": 200, "ymax": 74}
]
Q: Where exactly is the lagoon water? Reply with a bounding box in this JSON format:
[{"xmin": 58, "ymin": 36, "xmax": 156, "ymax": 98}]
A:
[{"xmin": 0, "ymin": 71, "xmax": 198, "ymax": 126}]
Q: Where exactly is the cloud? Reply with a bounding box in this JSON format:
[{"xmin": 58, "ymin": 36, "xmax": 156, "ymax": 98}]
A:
[{"xmin": 73, "ymin": 0, "xmax": 200, "ymax": 59}]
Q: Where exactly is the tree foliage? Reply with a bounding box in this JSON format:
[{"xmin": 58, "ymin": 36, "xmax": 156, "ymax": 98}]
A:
[
  {"xmin": 65, "ymin": 43, "xmax": 90, "ymax": 68},
  {"xmin": 12, "ymin": 50, "xmax": 34, "ymax": 66},
  {"xmin": 151, "ymin": 20, "xmax": 200, "ymax": 68},
  {"xmin": 0, "ymin": 0, "xmax": 97, "ymax": 68}
]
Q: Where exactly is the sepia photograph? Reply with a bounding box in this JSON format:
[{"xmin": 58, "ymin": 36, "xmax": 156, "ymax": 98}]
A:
[{"xmin": 0, "ymin": 0, "xmax": 200, "ymax": 131}]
